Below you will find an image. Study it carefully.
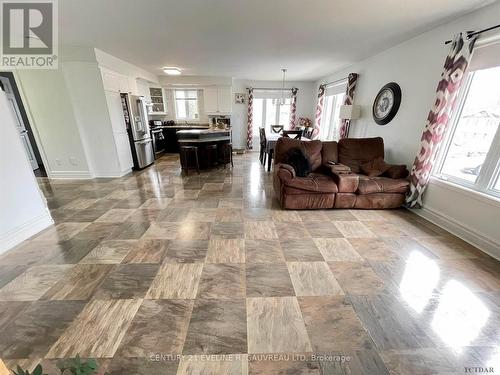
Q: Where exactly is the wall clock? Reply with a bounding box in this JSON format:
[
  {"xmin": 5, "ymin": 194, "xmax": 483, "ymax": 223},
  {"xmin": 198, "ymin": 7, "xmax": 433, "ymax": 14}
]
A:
[{"xmin": 372, "ymin": 82, "xmax": 401, "ymax": 125}]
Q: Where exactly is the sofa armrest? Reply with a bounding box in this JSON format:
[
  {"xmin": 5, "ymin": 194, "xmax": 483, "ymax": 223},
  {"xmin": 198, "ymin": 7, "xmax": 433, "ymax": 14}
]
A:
[
  {"xmin": 275, "ymin": 163, "xmax": 296, "ymax": 180},
  {"xmin": 331, "ymin": 172, "xmax": 359, "ymax": 193},
  {"xmin": 383, "ymin": 164, "xmax": 409, "ymax": 179}
]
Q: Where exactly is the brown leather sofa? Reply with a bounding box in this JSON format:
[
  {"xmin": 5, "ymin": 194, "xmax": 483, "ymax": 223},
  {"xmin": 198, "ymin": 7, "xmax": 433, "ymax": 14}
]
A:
[{"xmin": 273, "ymin": 137, "xmax": 410, "ymax": 209}]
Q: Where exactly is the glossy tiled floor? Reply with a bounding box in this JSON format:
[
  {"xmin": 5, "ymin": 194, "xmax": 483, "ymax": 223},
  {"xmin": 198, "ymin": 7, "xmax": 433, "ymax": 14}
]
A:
[{"xmin": 1, "ymin": 153, "xmax": 500, "ymax": 374}]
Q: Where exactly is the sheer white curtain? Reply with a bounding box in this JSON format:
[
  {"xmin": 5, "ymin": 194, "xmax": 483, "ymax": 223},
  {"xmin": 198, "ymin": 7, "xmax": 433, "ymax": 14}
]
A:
[{"xmin": 319, "ymin": 81, "xmax": 346, "ymax": 140}]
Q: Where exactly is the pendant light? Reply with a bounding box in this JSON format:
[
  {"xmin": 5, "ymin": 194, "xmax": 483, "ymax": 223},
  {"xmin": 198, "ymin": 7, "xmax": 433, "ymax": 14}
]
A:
[{"xmin": 280, "ymin": 69, "xmax": 287, "ymax": 105}]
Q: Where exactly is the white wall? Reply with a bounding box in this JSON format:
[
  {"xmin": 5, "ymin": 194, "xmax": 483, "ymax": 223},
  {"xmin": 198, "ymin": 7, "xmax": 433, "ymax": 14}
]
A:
[
  {"xmin": 0, "ymin": 89, "xmax": 52, "ymax": 254},
  {"xmin": 16, "ymin": 68, "xmax": 92, "ymax": 178},
  {"xmin": 232, "ymin": 79, "xmax": 316, "ymax": 149},
  {"xmin": 314, "ymin": 1, "xmax": 500, "ymax": 258},
  {"xmin": 62, "ymin": 62, "xmax": 124, "ymax": 177}
]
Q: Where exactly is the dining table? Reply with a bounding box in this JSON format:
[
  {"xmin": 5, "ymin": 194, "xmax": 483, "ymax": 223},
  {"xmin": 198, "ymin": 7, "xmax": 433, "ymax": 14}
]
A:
[{"xmin": 265, "ymin": 134, "xmax": 310, "ymax": 172}]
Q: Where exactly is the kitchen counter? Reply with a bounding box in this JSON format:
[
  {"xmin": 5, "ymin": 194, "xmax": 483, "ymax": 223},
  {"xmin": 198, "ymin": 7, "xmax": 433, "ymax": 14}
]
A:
[{"xmin": 177, "ymin": 129, "xmax": 230, "ymax": 140}]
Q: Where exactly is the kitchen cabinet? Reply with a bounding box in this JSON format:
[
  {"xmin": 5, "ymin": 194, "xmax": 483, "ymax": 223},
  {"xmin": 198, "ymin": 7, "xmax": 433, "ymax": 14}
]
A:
[
  {"xmin": 203, "ymin": 86, "xmax": 232, "ymax": 114},
  {"xmin": 149, "ymin": 87, "xmax": 167, "ymax": 114}
]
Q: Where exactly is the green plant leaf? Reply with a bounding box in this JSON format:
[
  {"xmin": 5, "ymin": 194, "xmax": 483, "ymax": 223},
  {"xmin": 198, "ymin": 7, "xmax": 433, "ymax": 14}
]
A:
[{"xmin": 33, "ymin": 365, "xmax": 43, "ymax": 375}]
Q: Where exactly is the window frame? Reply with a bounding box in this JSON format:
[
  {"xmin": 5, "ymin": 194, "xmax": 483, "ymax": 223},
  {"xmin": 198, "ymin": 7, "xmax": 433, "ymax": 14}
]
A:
[
  {"xmin": 321, "ymin": 92, "xmax": 345, "ymax": 140},
  {"xmin": 433, "ymin": 70, "xmax": 500, "ymax": 199},
  {"xmin": 173, "ymin": 89, "xmax": 199, "ymax": 121},
  {"xmin": 252, "ymin": 91, "xmax": 292, "ymax": 135}
]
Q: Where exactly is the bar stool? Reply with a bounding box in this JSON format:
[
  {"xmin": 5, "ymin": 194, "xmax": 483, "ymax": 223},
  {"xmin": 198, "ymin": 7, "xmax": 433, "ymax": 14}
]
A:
[
  {"xmin": 179, "ymin": 146, "xmax": 199, "ymax": 175},
  {"xmin": 219, "ymin": 143, "xmax": 233, "ymax": 169},
  {"xmin": 205, "ymin": 144, "xmax": 218, "ymax": 168}
]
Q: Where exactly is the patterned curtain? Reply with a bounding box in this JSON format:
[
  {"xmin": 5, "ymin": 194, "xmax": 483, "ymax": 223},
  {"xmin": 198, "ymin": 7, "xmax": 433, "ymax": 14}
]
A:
[
  {"xmin": 339, "ymin": 73, "xmax": 359, "ymax": 139},
  {"xmin": 246, "ymin": 88, "xmax": 254, "ymax": 150},
  {"xmin": 289, "ymin": 87, "xmax": 298, "ymax": 129},
  {"xmin": 406, "ymin": 33, "xmax": 476, "ymax": 208},
  {"xmin": 312, "ymin": 84, "xmax": 326, "ymax": 139}
]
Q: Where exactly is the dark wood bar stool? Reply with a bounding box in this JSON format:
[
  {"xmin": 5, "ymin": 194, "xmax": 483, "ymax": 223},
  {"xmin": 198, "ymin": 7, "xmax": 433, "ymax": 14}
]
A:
[
  {"xmin": 179, "ymin": 145, "xmax": 199, "ymax": 175},
  {"xmin": 219, "ymin": 143, "xmax": 233, "ymax": 168},
  {"xmin": 205, "ymin": 144, "xmax": 218, "ymax": 167}
]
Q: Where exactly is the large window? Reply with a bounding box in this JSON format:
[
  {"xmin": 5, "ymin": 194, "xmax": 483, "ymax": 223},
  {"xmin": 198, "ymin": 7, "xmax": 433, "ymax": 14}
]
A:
[
  {"xmin": 252, "ymin": 90, "xmax": 292, "ymax": 138},
  {"xmin": 174, "ymin": 90, "xmax": 199, "ymax": 121},
  {"xmin": 319, "ymin": 82, "xmax": 346, "ymax": 140},
  {"xmin": 434, "ymin": 57, "xmax": 500, "ymax": 198}
]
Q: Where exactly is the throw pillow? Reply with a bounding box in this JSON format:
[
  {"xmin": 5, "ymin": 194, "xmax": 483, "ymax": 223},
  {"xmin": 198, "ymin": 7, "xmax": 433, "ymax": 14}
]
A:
[
  {"xmin": 360, "ymin": 157, "xmax": 391, "ymax": 177},
  {"xmin": 283, "ymin": 147, "xmax": 311, "ymax": 177},
  {"xmin": 383, "ymin": 165, "xmax": 409, "ymax": 179}
]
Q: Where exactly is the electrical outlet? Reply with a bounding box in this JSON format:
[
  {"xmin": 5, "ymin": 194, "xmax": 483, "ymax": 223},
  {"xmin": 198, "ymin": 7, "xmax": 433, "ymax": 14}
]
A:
[
  {"xmin": 69, "ymin": 157, "xmax": 78, "ymax": 166},
  {"xmin": 55, "ymin": 158, "xmax": 62, "ymax": 166}
]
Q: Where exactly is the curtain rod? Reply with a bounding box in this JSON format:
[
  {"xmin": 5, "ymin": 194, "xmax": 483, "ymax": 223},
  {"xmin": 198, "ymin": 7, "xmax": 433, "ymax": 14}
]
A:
[
  {"xmin": 323, "ymin": 76, "xmax": 348, "ymax": 87},
  {"xmin": 249, "ymin": 87, "xmax": 295, "ymax": 91},
  {"xmin": 444, "ymin": 23, "xmax": 500, "ymax": 44}
]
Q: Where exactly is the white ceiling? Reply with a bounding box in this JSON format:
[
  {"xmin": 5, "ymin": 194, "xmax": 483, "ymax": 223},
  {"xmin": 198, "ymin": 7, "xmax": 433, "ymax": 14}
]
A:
[{"xmin": 59, "ymin": 0, "xmax": 495, "ymax": 81}]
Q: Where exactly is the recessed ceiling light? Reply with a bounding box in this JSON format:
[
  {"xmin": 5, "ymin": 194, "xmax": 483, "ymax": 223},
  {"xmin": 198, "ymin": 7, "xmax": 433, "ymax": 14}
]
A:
[{"xmin": 163, "ymin": 67, "xmax": 182, "ymax": 75}]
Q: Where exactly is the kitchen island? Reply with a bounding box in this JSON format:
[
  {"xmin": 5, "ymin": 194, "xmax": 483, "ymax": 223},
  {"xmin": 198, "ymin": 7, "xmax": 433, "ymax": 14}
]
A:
[{"xmin": 176, "ymin": 128, "xmax": 231, "ymax": 170}]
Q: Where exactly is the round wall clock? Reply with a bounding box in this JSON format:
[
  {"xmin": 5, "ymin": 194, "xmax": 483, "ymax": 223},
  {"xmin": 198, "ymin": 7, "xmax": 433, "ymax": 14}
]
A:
[{"xmin": 372, "ymin": 82, "xmax": 401, "ymax": 125}]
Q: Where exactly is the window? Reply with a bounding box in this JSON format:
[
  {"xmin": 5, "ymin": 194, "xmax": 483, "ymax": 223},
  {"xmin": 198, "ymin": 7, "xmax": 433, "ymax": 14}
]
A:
[
  {"xmin": 252, "ymin": 90, "xmax": 292, "ymax": 138},
  {"xmin": 174, "ymin": 90, "xmax": 199, "ymax": 120},
  {"xmin": 319, "ymin": 81, "xmax": 346, "ymax": 140},
  {"xmin": 434, "ymin": 61, "xmax": 500, "ymax": 198},
  {"xmin": 321, "ymin": 92, "xmax": 345, "ymax": 140}
]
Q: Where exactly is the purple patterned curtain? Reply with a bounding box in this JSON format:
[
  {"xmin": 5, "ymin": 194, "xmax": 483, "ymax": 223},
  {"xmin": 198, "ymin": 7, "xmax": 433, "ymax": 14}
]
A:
[
  {"xmin": 289, "ymin": 87, "xmax": 298, "ymax": 129},
  {"xmin": 339, "ymin": 73, "xmax": 359, "ymax": 139},
  {"xmin": 246, "ymin": 88, "xmax": 253, "ymax": 150},
  {"xmin": 312, "ymin": 84, "xmax": 326, "ymax": 139},
  {"xmin": 406, "ymin": 33, "xmax": 476, "ymax": 208}
]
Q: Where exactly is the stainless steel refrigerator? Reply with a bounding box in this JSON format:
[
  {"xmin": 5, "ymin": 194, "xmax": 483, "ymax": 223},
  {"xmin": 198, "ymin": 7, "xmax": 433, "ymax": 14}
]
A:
[{"xmin": 120, "ymin": 93, "xmax": 154, "ymax": 169}]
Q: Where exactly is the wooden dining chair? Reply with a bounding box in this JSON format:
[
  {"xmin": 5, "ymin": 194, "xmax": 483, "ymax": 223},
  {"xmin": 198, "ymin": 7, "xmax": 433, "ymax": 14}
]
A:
[
  {"xmin": 259, "ymin": 127, "xmax": 267, "ymax": 165},
  {"xmin": 271, "ymin": 125, "xmax": 284, "ymax": 134},
  {"xmin": 282, "ymin": 130, "xmax": 303, "ymax": 140}
]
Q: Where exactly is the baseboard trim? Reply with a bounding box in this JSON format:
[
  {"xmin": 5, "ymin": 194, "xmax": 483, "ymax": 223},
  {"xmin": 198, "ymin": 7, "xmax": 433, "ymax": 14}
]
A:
[
  {"xmin": 93, "ymin": 168, "xmax": 132, "ymax": 178},
  {"xmin": 48, "ymin": 170, "xmax": 93, "ymax": 179},
  {"xmin": 411, "ymin": 206, "xmax": 500, "ymax": 261},
  {"xmin": 0, "ymin": 212, "xmax": 54, "ymax": 254}
]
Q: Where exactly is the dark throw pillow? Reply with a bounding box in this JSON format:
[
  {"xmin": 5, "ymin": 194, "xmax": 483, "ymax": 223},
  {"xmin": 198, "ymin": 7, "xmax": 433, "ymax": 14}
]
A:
[
  {"xmin": 283, "ymin": 147, "xmax": 311, "ymax": 177},
  {"xmin": 360, "ymin": 157, "xmax": 391, "ymax": 177}
]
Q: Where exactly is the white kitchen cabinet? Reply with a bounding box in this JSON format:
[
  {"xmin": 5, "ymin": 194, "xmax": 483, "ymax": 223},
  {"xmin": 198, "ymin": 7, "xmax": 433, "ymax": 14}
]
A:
[
  {"xmin": 203, "ymin": 87, "xmax": 218, "ymax": 113},
  {"xmin": 127, "ymin": 77, "xmax": 138, "ymax": 95},
  {"xmin": 217, "ymin": 87, "xmax": 232, "ymax": 113},
  {"xmin": 204, "ymin": 86, "xmax": 232, "ymax": 114}
]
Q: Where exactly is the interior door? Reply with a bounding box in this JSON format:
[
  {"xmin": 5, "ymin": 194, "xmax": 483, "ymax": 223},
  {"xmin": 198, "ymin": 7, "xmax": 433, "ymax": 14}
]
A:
[{"xmin": 0, "ymin": 76, "xmax": 39, "ymax": 170}]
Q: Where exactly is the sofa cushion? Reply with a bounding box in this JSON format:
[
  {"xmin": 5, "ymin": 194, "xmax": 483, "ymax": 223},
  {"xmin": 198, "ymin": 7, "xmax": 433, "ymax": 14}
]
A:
[
  {"xmin": 338, "ymin": 137, "xmax": 385, "ymax": 173},
  {"xmin": 321, "ymin": 141, "xmax": 338, "ymax": 164},
  {"xmin": 383, "ymin": 164, "xmax": 410, "ymax": 179},
  {"xmin": 274, "ymin": 138, "xmax": 323, "ymax": 171},
  {"xmin": 360, "ymin": 157, "xmax": 391, "ymax": 177},
  {"xmin": 356, "ymin": 176, "xmax": 410, "ymax": 195},
  {"xmin": 284, "ymin": 172, "xmax": 338, "ymax": 194}
]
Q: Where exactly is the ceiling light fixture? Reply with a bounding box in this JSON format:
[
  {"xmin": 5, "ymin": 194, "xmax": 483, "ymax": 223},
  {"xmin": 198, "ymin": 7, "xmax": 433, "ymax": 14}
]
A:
[{"xmin": 163, "ymin": 67, "xmax": 182, "ymax": 75}]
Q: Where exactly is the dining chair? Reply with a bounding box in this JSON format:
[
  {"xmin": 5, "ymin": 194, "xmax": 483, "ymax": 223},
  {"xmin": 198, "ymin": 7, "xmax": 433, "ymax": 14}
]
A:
[
  {"xmin": 271, "ymin": 125, "xmax": 284, "ymax": 134},
  {"xmin": 302, "ymin": 127, "xmax": 313, "ymax": 139},
  {"xmin": 282, "ymin": 130, "xmax": 303, "ymax": 140},
  {"xmin": 259, "ymin": 127, "xmax": 267, "ymax": 165}
]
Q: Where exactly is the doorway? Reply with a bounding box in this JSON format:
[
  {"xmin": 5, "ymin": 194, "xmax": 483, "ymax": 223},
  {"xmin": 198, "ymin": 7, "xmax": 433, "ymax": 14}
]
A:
[{"xmin": 0, "ymin": 72, "xmax": 46, "ymax": 177}]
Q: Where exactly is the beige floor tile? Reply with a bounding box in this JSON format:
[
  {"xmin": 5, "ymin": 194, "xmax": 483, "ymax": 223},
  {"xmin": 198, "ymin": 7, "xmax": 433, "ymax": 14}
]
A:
[
  {"xmin": 95, "ymin": 209, "xmax": 136, "ymax": 223},
  {"xmin": 244, "ymin": 221, "xmax": 278, "ymax": 239},
  {"xmin": 206, "ymin": 238, "xmax": 245, "ymax": 263},
  {"xmin": 79, "ymin": 240, "xmax": 135, "ymax": 264},
  {"xmin": 287, "ymin": 262, "xmax": 344, "ymax": 296},
  {"xmin": 247, "ymin": 296, "xmax": 312, "ymax": 353},
  {"xmin": 334, "ymin": 221, "xmax": 375, "ymax": 238},
  {"xmin": 46, "ymin": 299, "xmax": 142, "ymax": 358},
  {"xmin": 313, "ymin": 238, "xmax": 363, "ymax": 261},
  {"xmin": 146, "ymin": 263, "xmax": 203, "ymax": 299}
]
